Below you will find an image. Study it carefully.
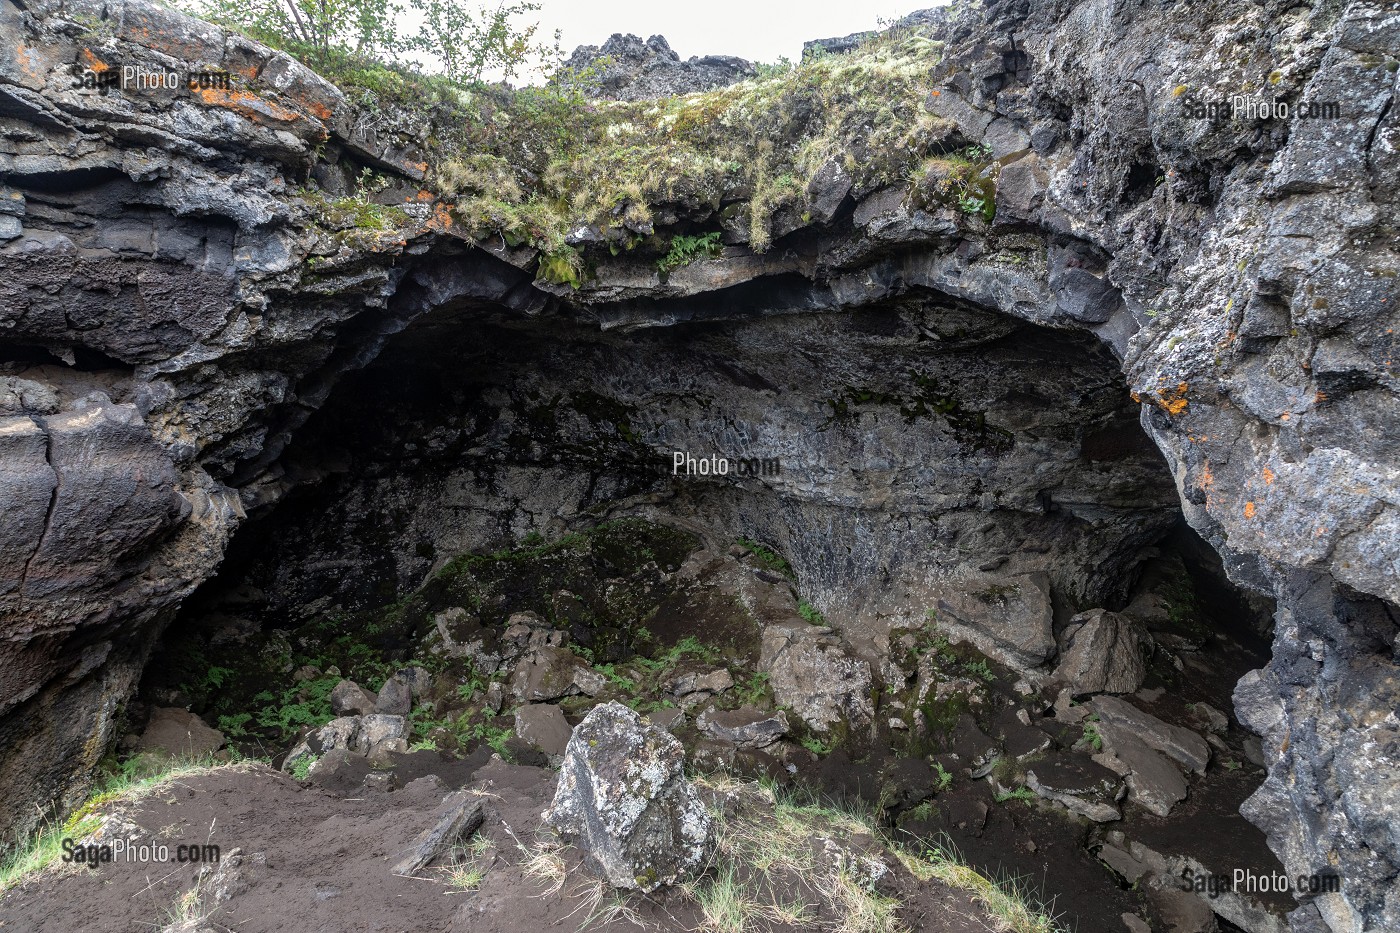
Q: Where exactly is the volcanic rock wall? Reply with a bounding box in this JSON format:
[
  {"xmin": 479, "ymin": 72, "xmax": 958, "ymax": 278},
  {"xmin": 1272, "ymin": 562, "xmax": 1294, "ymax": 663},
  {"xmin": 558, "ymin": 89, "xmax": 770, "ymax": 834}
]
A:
[{"xmin": 0, "ymin": 1, "xmax": 1396, "ymax": 930}]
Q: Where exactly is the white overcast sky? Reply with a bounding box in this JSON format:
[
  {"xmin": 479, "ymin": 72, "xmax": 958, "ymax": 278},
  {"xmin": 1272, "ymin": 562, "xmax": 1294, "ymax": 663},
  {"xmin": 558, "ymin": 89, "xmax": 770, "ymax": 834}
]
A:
[{"xmin": 530, "ymin": 0, "xmax": 941, "ymax": 63}]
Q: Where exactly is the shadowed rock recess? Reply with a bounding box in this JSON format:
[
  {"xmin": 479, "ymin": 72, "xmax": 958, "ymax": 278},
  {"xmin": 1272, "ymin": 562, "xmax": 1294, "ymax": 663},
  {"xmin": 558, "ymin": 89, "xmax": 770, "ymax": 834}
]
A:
[{"xmin": 0, "ymin": 1, "xmax": 1396, "ymax": 931}]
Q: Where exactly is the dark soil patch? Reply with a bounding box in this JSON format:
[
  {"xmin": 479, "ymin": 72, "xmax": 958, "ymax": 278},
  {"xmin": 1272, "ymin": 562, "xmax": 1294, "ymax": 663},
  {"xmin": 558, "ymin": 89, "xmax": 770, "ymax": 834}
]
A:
[{"xmin": 0, "ymin": 758, "xmax": 1017, "ymax": 933}]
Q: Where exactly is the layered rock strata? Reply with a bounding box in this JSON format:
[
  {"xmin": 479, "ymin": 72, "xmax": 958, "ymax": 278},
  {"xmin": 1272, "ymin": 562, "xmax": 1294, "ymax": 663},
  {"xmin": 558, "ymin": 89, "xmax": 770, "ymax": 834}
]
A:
[{"xmin": 0, "ymin": 1, "xmax": 1396, "ymax": 929}]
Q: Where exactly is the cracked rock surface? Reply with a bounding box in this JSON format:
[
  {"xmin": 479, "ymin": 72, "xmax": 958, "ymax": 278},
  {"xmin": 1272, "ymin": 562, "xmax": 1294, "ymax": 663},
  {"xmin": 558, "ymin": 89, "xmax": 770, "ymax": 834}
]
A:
[{"xmin": 0, "ymin": 1, "xmax": 1396, "ymax": 929}]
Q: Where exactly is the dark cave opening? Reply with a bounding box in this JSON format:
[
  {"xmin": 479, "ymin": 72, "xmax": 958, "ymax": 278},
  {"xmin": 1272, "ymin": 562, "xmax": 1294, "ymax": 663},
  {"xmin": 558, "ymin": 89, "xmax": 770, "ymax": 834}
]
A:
[{"xmin": 141, "ymin": 285, "xmax": 1284, "ymax": 932}]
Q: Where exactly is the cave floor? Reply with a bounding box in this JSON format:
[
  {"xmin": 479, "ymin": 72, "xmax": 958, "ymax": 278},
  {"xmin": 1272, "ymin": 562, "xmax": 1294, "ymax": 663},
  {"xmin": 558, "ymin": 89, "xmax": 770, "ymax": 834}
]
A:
[{"xmin": 0, "ymin": 758, "xmax": 1005, "ymax": 933}]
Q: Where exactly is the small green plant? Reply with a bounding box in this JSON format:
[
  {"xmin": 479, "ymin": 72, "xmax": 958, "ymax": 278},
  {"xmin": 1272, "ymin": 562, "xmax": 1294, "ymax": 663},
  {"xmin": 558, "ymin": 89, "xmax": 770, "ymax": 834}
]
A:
[
  {"xmin": 736, "ymin": 538, "xmax": 796, "ymax": 579},
  {"xmin": 656, "ymin": 231, "xmax": 723, "ymax": 276},
  {"xmin": 957, "ymin": 191, "xmax": 991, "ymax": 218},
  {"xmin": 903, "ymin": 800, "xmax": 936, "ymax": 822},
  {"xmin": 536, "ymin": 246, "xmax": 583, "ymax": 288},
  {"xmin": 963, "ymin": 659, "xmax": 997, "ymax": 683},
  {"xmin": 995, "ymin": 786, "xmax": 1036, "ymax": 804},
  {"xmin": 592, "ymin": 662, "xmax": 640, "ymax": 694},
  {"xmin": 732, "ymin": 671, "xmax": 772, "ymax": 708},
  {"xmin": 160, "ymin": 876, "xmax": 214, "ymax": 931},
  {"xmin": 217, "ymin": 712, "xmax": 254, "ymax": 738},
  {"xmin": 466, "ymin": 721, "xmax": 514, "ymax": 758},
  {"xmin": 933, "ymin": 761, "xmax": 953, "ymax": 792},
  {"xmin": 797, "ymin": 599, "xmax": 825, "ymax": 625},
  {"xmin": 1222, "ymin": 758, "xmax": 1242, "ymax": 772},
  {"xmin": 800, "ymin": 734, "xmax": 833, "ymax": 756},
  {"xmin": 662, "ymin": 636, "xmax": 722, "ymax": 666},
  {"xmin": 448, "ymin": 863, "xmax": 485, "ymax": 890},
  {"xmin": 753, "ymin": 55, "xmax": 795, "ymax": 79},
  {"xmin": 1081, "ymin": 722, "xmax": 1103, "ymax": 752},
  {"xmin": 290, "ymin": 755, "xmax": 317, "ymax": 780},
  {"xmin": 203, "ymin": 665, "xmax": 236, "ymax": 688}
]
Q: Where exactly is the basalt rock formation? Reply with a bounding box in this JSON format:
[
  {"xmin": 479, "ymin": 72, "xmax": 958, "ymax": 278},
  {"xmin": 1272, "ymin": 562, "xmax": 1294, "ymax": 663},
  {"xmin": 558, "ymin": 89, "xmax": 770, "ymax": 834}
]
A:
[
  {"xmin": 563, "ymin": 32, "xmax": 755, "ymax": 100},
  {"xmin": 0, "ymin": 1, "xmax": 1397, "ymax": 931}
]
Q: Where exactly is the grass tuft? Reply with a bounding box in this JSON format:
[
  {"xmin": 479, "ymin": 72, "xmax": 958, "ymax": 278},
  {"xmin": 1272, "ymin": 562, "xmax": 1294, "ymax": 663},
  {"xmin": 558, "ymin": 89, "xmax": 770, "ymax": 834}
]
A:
[
  {"xmin": 1, "ymin": 756, "xmax": 248, "ymax": 895},
  {"xmin": 897, "ymin": 837, "xmax": 1063, "ymax": 933}
]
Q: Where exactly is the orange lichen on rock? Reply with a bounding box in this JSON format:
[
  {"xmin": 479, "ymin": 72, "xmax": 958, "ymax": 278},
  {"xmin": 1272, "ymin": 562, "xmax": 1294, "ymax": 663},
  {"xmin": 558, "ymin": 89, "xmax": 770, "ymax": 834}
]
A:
[
  {"xmin": 1244, "ymin": 501, "xmax": 1257, "ymax": 519},
  {"xmin": 426, "ymin": 202, "xmax": 457, "ymax": 233},
  {"xmin": 1262, "ymin": 466, "xmax": 1275, "ymax": 485},
  {"xmin": 195, "ymin": 87, "xmax": 299, "ymax": 124},
  {"xmin": 1145, "ymin": 381, "xmax": 1189, "ymax": 416},
  {"xmin": 80, "ymin": 48, "xmax": 110, "ymax": 72}
]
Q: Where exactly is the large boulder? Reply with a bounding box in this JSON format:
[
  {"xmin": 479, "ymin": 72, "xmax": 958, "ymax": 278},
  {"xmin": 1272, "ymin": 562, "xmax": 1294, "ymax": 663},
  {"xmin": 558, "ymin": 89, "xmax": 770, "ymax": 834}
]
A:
[
  {"xmin": 1094, "ymin": 721, "xmax": 1189, "ymax": 818},
  {"xmin": 374, "ymin": 674, "xmax": 412, "ymax": 716},
  {"xmin": 1026, "ymin": 758, "xmax": 1124, "ymax": 823},
  {"xmin": 544, "ymin": 702, "xmax": 711, "ymax": 892},
  {"xmin": 514, "ymin": 703, "xmax": 573, "ymax": 761},
  {"xmin": 1053, "ymin": 609, "xmax": 1149, "ymax": 695},
  {"xmin": 1091, "ymin": 696, "xmax": 1210, "ymax": 775},
  {"xmin": 509, "ymin": 645, "xmax": 603, "ymax": 702},
  {"xmin": 760, "ymin": 621, "xmax": 873, "ymax": 735},
  {"xmin": 282, "ymin": 714, "xmax": 408, "ymax": 773},
  {"xmin": 329, "ymin": 680, "xmax": 377, "ymax": 716},
  {"xmin": 668, "ymin": 666, "xmax": 735, "ymax": 711},
  {"xmin": 562, "ymin": 33, "xmax": 754, "ymax": 102},
  {"xmin": 696, "ymin": 707, "xmax": 788, "ymax": 749},
  {"xmin": 933, "ymin": 573, "xmax": 1057, "ymax": 671}
]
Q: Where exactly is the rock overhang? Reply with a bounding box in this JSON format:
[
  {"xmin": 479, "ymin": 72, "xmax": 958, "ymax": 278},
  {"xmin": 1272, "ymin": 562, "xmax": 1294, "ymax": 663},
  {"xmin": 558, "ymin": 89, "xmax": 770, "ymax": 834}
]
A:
[{"xmin": 1, "ymin": 1, "xmax": 1398, "ymax": 929}]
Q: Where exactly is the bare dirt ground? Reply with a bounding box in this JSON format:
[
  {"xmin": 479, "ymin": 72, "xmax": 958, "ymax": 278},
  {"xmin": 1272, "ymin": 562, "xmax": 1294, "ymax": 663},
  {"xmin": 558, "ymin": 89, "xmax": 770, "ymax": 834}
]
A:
[{"xmin": 0, "ymin": 756, "xmax": 1005, "ymax": 933}]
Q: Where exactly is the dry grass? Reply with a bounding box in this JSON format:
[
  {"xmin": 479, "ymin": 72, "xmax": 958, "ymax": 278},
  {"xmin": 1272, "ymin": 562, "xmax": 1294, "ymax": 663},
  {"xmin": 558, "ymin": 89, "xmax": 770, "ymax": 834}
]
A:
[
  {"xmin": 685, "ymin": 777, "xmax": 908, "ymax": 933},
  {"xmin": 156, "ymin": 876, "xmax": 215, "ymax": 933},
  {"xmin": 400, "ymin": 26, "xmax": 956, "ymax": 276},
  {"xmin": 896, "ymin": 839, "xmax": 1062, "ymax": 933},
  {"xmin": 682, "ymin": 775, "xmax": 1064, "ymax": 933}
]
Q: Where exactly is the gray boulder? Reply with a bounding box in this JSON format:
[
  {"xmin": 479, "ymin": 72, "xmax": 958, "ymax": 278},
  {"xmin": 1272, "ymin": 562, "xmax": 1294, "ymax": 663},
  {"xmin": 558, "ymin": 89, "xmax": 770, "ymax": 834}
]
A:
[
  {"xmin": 514, "ymin": 703, "xmax": 573, "ymax": 760},
  {"xmin": 667, "ymin": 667, "xmax": 734, "ymax": 699},
  {"xmin": 509, "ymin": 645, "xmax": 598, "ymax": 702},
  {"xmin": 1094, "ymin": 721, "xmax": 1189, "ymax": 818},
  {"xmin": 1026, "ymin": 758, "xmax": 1124, "ymax": 823},
  {"xmin": 760, "ymin": 621, "xmax": 872, "ymax": 734},
  {"xmin": 329, "ymin": 679, "xmax": 377, "ymax": 716},
  {"xmin": 696, "ymin": 707, "xmax": 788, "ymax": 749},
  {"xmin": 282, "ymin": 714, "xmax": 408, "ymax": 774},
  {"xmin": 933, "ymin": 574, "xmax": 1057, "ymax": 670},
  {"xmin": 374, "ymin": 675, "xmax": 412, "ymax": 716},
  {"xmin": 646, "ymin": 707, "xmax": 685, "ymax": 732},
  {"xmin": 545, "ymin": 702, "xmax": 711, "ymax": 892},
  {"xmin": 1091, "ymin": 696, "xmax": 1210, "ymax": 774},
  {"xmin": 1053, "ymin": 609, "xmax": 1149, "ymax": 695}
]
